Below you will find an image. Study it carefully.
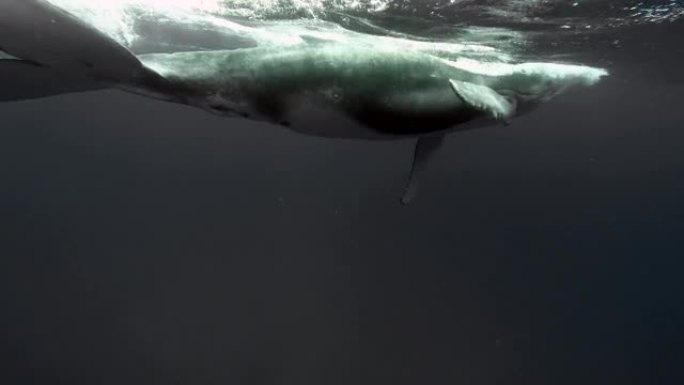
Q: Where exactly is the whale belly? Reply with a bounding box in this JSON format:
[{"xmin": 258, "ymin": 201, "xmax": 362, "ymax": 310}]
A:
[
  {"xmin": 281, "ymin": 100, "xmax": 392, "ymax": 140},
  {"xmin": 273, "ymin": 86, "xmax": 484, "ymax": 139}
]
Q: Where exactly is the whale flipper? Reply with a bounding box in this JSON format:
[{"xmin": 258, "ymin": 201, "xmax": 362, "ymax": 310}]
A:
[
  {"xmin": 401, "ymin": 135, "xmax": 445, "ymax": 205},
  {"xmin": 449, "ymin": 79, "xmax": 515, "ymax": 121},
  {"xmin": 0, "ymin": 59, "xmax": 101, "ymax": 102}
]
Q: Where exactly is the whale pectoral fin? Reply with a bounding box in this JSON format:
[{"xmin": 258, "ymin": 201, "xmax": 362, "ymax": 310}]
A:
[
  {"xmin": 401, "ymin": 135, "xmax": 445, "ymax": 205},
  {"xmin": 449, "ymin": 79, "xmax": 515, "ymax": 121},
  {"xmin": 0, "ymin": 59, "xmax": 101, "ymax": 102}
]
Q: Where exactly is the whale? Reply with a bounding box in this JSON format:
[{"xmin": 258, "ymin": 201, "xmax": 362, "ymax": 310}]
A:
[
  {"xmin": 0, "ymin": 0, "xmax": 608, "ymax": 203},
  {"xmin": 136, "ymin": 46, "xmax": 607, "ymax": 139}
]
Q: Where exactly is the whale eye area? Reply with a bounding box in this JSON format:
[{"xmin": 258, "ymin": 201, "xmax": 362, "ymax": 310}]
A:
[{"xmin": 321, "ymin": 87, "xmax": 344, "ymax": 102}]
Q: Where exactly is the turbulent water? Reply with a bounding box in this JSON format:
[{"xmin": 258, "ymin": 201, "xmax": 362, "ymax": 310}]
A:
[{"xmin": 43, "ymin": 0, "xmax": 684, "ymax": 82}]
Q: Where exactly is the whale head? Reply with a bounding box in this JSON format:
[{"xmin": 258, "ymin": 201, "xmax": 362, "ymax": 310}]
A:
[
  {"xmin": 496, "ymin": 63, "xmax": 609, "ymax": 118},
  {"xmin": 498, "ymin": 62, "xmax": 608, "ymax": 111},
  {"xmin": 446, "ymin": 58, "xmax": 608, "ymax": 115}
]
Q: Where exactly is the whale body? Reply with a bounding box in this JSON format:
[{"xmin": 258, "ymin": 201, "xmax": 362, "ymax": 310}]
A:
[
  {"xmin": 138, "ymin": 45, "xmax": 607, "ymax": 139},
  {"xmin": 0, "ymin": 0, "xmax": 609, "ymax": 202}
]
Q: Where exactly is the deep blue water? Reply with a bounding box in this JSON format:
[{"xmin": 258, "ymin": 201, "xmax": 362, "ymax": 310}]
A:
[{"xmin": 1, "ymin": 1, "xmax": 683, "ymax": 384}]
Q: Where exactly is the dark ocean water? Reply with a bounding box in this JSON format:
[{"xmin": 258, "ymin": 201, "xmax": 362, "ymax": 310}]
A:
[{"xmin": 1, "ymin": 1, "xmax": 684, "ymax": 384}]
